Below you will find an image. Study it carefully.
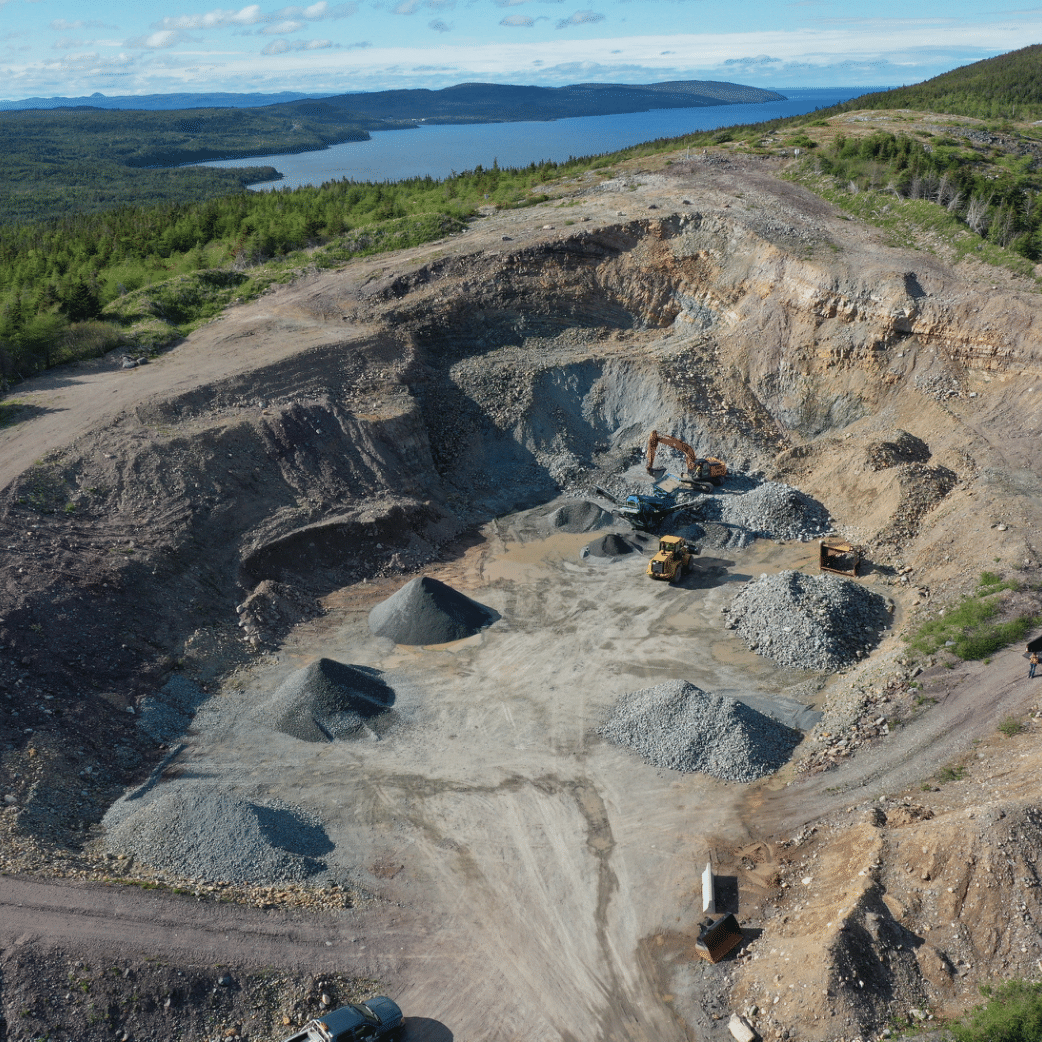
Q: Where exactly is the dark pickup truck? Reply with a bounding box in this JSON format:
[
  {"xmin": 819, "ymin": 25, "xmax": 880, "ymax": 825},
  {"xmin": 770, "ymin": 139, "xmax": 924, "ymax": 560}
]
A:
[{"xmin": 281, "ymin": 998, "xmax": 404, "ymax": 1042}]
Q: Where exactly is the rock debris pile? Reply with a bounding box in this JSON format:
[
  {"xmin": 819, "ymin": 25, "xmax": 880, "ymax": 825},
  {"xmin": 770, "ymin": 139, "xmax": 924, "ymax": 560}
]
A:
[
  {"xmin": 583, "ymin": 533, "xmax": 644, "ymax": 558},
  {"xmin": 262, "ymin": 658, "xmax": 396, "ymax": 743},
  {"xmin": 544, "ymin": 499, "xmax": 614, "ymax": 533},
  {"xmin": 700, "ymin": 481, "xmax": 831, "ymax": 549},
  {"xmin": 724, "ymin": 570, "xmax": 892, "ymax": 670},
  {"xmin": 368, "ymin": 576, "xmax": 495, "ymax": 645},
  {"xmin": 102, "ymin": 788, "xmax": 332, "ymax": 884},
  {"xmin": 599, "ymin": 680, "xmax": 803, "ymax": 782}
]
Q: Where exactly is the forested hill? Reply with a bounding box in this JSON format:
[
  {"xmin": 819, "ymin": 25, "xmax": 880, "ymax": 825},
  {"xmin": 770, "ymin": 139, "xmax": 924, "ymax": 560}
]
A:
[
  {"xmin": 268, "ymin": 80, "xmax": 786, "ymax": 124},
  {"xmin": 825, "ymin": 44, "xmax": 1042, "ymax": 121}
]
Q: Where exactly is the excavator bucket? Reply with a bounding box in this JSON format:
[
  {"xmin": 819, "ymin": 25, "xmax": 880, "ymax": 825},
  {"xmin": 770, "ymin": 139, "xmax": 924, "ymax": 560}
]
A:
[{"xmin": 694, "ymin": 913, "xmax": 743, "ymax": 963}]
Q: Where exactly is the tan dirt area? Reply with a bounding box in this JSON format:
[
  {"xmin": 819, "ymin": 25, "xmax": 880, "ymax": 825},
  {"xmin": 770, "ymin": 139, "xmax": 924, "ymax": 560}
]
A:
[{"xmin": 3, "ymin": 132, "xmax": 1042, "ymax": 1042}]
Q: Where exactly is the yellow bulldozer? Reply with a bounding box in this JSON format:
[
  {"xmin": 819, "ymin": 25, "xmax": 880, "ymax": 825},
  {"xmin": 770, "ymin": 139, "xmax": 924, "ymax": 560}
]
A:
[{"xmin": 647, "ymin": 534, "xmax": 694, "ymax": 582}]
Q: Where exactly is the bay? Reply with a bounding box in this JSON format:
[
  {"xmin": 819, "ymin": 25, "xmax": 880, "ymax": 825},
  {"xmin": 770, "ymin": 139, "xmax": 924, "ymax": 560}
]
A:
[{"xmin": 198, "ymin": 87, "xmax": 877, "ymax": 190}]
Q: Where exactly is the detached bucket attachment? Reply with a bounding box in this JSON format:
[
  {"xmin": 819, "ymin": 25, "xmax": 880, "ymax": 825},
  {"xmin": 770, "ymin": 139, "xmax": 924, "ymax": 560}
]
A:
[
  {"xmin": 819, "ymin": 537, "xmax": 862, "ymax": 577},
  {"xmin": 695, "ymin": 913, "xmax": 743, "ymax": 963}
]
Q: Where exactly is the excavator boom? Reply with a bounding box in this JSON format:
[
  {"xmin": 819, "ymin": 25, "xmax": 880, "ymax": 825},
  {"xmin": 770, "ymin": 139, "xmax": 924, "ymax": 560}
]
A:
[{"xmin": 646, "ymin": 430, "xmax": 727, "ymax": 487}]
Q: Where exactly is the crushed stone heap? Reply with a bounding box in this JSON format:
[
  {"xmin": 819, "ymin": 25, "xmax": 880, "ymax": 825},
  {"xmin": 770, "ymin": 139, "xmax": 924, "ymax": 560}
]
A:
[
  {"xmin": 544, "ymin": 499, "xmax": 614, "ymax": 533},
  {"xmin": 263, "ymin": 657, "xmax": 396, "ymax": 743},
  {"xmin": 368, "ymin": 575, "xmax": 495, "ymax": 645},
  {"xmin": 723, "ymin": 570, "xmax": 892, "ymax": 671},
  {"xmin": 700, "ymin": 481, "xmax": 832, "ymax": 549},
  {"xmin": 583, "ymin": 533, "xmax": 642, "ymax": 558},
  {"xmin": 599, "ymin": 680, "xmax": 802, "ymax": 782},
  {"xmin": 102, "ymin": 787, "xmax": 331, "ymax": 885}
]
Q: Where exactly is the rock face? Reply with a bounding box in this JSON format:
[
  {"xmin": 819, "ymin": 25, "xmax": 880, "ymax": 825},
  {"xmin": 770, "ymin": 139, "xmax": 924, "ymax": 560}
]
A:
[{"xmin": 368, "ymin": 576, "xmax": 495, "ymax": 645}]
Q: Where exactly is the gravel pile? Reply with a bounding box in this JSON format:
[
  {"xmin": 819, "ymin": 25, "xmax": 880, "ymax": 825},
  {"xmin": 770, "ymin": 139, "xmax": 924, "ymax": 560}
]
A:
[
  {"xmin": 368, "ymin": 576, "xmax": 495, "ymax": 645},
  {"xmin": 723, "ymin": 570, "xmax": 892, "ymax": 670},
  {"xmin": 700, "ymin": 482, "xmax": 831, "ymax": 549},
  {"xmin": 544, "ymin": 499, "xmax": 614, "ymax": 533},
  {"xmin": 102, "ymin": 787, "xmax": 332, "ymax": 884},
  {"xmin": 137, "ymin": 676, "xmax": 208, "ymax": 744},
  {"xmin": 261, "ymin": 658, "xmax": 396, "ymax": 743},
  {"xmin": 584, "ymin": 533, "xmax": 642, "ymax": 558},
  {"xmin": 600, "ymin": 680, "xmax": 802, "ymax": 782}
]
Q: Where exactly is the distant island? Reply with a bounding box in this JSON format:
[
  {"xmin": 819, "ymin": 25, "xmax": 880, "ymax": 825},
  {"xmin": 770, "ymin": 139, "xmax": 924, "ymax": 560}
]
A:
[{"xmin": 1, "ymin": 79, "xmax": 785, "ymax": 121}]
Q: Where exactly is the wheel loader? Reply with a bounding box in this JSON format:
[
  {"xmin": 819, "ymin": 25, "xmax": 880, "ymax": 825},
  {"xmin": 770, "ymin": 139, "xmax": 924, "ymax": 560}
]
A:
[{"xmin": 647, "ymin": 534, "xmax": 695, "ymax": 582}]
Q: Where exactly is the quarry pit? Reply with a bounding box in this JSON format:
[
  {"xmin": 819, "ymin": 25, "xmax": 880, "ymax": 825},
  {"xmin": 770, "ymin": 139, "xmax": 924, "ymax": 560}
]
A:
[{"xmin": 3, "ymin": 151, "xmax": 1042, "ymax": 1042}]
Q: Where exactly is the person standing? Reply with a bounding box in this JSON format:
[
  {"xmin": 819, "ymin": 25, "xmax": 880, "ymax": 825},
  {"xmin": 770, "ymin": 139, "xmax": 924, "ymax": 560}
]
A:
[{"xmin": 1030, "ymin": 651, "xmax": 1039, "ymax": 678}]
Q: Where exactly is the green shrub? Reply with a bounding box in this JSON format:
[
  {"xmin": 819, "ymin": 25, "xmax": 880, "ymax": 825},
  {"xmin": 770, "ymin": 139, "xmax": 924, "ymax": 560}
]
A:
[
  {"xmin": 998, "ymin": 717, "xmax": 1027, "ymax": 738},
  {"xmin": 951, "ymin": 979, "xmax": 1042, "ymax": 1042}
]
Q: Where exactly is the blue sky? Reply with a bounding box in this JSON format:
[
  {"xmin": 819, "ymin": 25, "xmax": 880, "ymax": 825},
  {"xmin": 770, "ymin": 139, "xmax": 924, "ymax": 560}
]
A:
[{"xmin": 0, "ymin": 0, "xmax": 1036, "ymax": 99}]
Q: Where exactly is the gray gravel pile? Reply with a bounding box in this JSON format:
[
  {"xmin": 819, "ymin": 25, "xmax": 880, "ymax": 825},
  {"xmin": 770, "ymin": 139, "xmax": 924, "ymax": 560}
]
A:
[
  {"xmin": 700, "ymin": 482, "xmax": 831, "ymax": 549},
  {"xmin": 368, "ymin": 576, "xmax": 495, "ymax": 645},
  {"xmin": 544, "ymin": 499, "xmax": 613, "ymax": 533},
  {"xmin": 723, "ymin": 570, "xmax": 892, "ymax": 670},
  {"xmin": 261, "ymin": 658, "xmax": 396, "ymax": 743},
  {"xmin": 102, "ymin": 787, "xmax": 332, "ymax": 884},
  {"xmin": 599, "ymin": 680, "xmax": 802, "ymax": 781},
  {"xmin": 137, "ymin": 676, "xmax": 208, "ymax": 744},
  {"xmin": 584, "ymin": 533, "xmax": 642, "ymax": 558}
]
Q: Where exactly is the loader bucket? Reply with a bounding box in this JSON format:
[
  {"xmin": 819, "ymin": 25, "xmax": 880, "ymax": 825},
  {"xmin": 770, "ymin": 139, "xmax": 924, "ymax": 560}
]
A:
[
  {"xmin": 819, "ymin": 538, "xmax": 861, "ymax": 577},
  {"xmin": 695, "ymin": 913, "xmax": 743, "ymax": 963}
]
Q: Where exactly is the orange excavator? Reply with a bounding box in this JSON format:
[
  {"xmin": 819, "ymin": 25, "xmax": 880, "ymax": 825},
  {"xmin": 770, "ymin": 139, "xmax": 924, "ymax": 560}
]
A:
[{"xmin": 646, "ymin": 430, "xmax": 727, "ymax": 491}]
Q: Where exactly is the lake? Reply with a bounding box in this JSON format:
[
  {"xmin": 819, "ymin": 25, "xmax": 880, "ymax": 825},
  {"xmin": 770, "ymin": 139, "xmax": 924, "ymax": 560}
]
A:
[{"xmin": 198, "ymin": 87, "xmax": 877, "ymax": 190}]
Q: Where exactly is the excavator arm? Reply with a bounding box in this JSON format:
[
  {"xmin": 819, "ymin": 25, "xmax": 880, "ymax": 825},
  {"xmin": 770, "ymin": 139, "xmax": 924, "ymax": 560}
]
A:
[{"xmin": 646, "ymin": 430, "xmax": 727, "ymax": 486}]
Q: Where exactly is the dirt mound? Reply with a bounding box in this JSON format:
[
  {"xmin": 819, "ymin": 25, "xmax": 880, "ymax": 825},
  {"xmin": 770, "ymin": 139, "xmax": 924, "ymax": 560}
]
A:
[
  {"xmin": 263, "ymin": 658, "xmax": 396, "ymax": 743},
  {"xmin": 544, "ymin": 500, "xmax": 614, "ymax": 533},
  {"xmin": 368, "ymin": 576, "xmax": 495, "ymax": 645},
  {"xmin": 585, "ymin": 533, "xmax": 641, "ymax": 558}
]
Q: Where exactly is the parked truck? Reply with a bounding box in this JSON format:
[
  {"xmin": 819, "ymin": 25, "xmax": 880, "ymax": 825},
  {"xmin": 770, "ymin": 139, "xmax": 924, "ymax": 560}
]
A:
[{"xmin": 280, "ymin": 998, "xmax": 404, "ymax": 1042}]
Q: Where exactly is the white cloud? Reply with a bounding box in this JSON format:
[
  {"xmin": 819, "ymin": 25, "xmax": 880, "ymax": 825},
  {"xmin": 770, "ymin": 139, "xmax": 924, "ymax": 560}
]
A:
[
  {"xmin": 50, "ymin": 18, "xmax": 112, "ymax": 31},
  {"xmin": 274, "ymin": 1, "xmax": 358, "ymax": 19},
  {"xmin": 723, "ymin": 53, "xmax": 781, "ymax": 65},
  {"xmin": 156, "ymin": 6, "xmax": 264, "ymax": 31},
  {"xmin": 429, "ymin": 18, "xmax": 453, "ymax": 31},
  {"xmin": 261, "ymin": 36, "xmax": 338, "ymax": 52},
  {"xmin": 128, "ymin": 30, "xmax": 192, "ymax": 49},
  {"xmin": 393, "ymin": 0, "xmax": 423, "ymax": 12},
  {"xmin": 500, "ymin": 13, "xmax": 534, "ymax": 24},
  {"xmin": 262, "ymin": 19, "xmax": 306, "ymax": 33},
  {"xmin": 555, "ymin": 10, "xmax": 604, "ymax": 28}
]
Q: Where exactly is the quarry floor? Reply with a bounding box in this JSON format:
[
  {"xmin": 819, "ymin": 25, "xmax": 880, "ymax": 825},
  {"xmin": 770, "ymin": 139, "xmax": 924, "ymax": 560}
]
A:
[{"xmin": 188, "ymin": 498, "xmax": 825, "ymax": 1042}]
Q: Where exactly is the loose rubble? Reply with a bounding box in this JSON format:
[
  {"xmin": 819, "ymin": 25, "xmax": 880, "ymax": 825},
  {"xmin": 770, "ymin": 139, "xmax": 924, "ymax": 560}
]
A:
[
  {"xmin": 599, "ymin": 680, "xmax": 804, "ymax": 782},
  {"xmin": 262, "ymin": 658, "xmax": 397, "ymax": 743},
  {"xmin": 724, "ymin": 571, "xmax": 892, "ymax": 671},
  {"xmin": 368, "ymin": 575, "xmax": 495, "ymax": 645},
  {"xmin": 101, "ymin": 788, "xmax": 333, "ymax": 885}
]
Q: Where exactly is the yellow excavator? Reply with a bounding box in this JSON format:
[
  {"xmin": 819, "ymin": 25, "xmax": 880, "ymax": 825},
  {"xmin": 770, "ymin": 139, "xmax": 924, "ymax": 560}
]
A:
[
  {"xmin": 646, "ymin": 430, "xmax": 727, "ymax": 491},
  {"xmin": 647, "ymin": 534, "xmax": 695, "ymax": 582}
]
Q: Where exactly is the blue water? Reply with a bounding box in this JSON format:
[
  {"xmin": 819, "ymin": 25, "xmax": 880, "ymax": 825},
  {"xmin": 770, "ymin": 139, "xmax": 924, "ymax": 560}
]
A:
[{"xmin": 199, "ymin": 87, "xmax": 876, "ymax": 190}]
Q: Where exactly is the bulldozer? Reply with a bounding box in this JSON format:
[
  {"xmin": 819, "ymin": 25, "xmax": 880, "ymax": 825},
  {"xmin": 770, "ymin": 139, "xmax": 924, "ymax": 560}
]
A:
[
  {"xmin": 646, "ymin": 534, "xmax": 695, "ymax": 582},
  {"xmin": 646, "ymin": 430, "xmax": 727, "ymax": 492}
]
